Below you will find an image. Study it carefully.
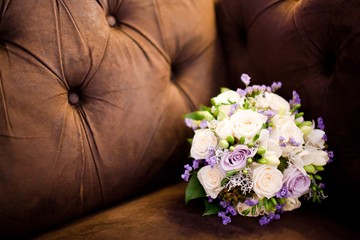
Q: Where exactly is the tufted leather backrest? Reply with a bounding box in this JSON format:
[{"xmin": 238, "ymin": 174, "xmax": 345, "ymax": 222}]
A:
[
  {"xmin": 216, "ymin": 0, "xmax": 360, "ymax": 218},
  {"xmin": 0, "ymin": 0, "xmax": 225, "ymax": 237}
]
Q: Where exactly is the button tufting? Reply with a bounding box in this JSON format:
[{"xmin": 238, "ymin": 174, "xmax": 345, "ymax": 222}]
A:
[
  {"xmin": 107, "ymin": 15, "xmax": 117, "ymax": 27},
  {"xmin": 68, "ymin": 92, "xmax": 80, "ymax": 105}
]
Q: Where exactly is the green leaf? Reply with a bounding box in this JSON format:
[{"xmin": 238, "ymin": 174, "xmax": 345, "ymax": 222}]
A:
[
  {"xmin": 251, "ymin": 206, "xmax": 257, "ymax": 216},
  {"xmin": 203, "ymin": 200, "xmax": 221, "ymax": 216},
  {"xmin": 185, "ymin": 172, "xmax": 206, "ymax": 204},
  {"xmin": 242, "ymin": 208, "xmax": 250, "ymax": 216},
  {"xmin": 199, "ymin": 104, "xmax": 211, "ymax": 112},
  {"xmin": 226, "ymin": 169, "xmax": 239, "ymax": 177}
]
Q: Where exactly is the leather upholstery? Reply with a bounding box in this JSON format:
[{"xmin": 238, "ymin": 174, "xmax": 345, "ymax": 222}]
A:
[{"xmin": 0, "ymin": 0, "xmax": 225, "ymax": 237}]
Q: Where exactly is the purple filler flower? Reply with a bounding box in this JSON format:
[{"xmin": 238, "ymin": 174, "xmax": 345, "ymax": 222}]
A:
[
  {"xmin": 241, "ymin": 73, "xmax": 251, "ymax": 86},
  {"xmin": 220, "ymin": 145, "xmax": 256, "ymax": 171}
]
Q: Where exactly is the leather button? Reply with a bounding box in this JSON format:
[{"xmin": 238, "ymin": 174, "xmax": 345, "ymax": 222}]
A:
[
  {"xmin": 107, "ymin": 15, "xmax": 117, "ymax": 27},
  {"xmin": 68, "ymin": 92, "xmax": 80, "ymax": 105}
]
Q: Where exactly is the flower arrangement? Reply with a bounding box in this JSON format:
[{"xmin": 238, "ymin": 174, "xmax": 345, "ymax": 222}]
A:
[{"xmin": 181, "ymin": 74, "xmax": 333, "ymax": 225}]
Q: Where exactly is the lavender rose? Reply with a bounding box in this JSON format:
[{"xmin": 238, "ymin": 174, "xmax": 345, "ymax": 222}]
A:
[
  {"xmin": 282, "ymin": 164, "xmax": 311, "ymax": 198},
  {"xmin": 220, "ymin": 145, "xmax": 255, "ymax": 171}
]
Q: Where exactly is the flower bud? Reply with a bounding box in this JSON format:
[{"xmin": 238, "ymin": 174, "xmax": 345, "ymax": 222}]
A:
[
  {"xmin": 295, "ymin": 112, "xmax": 304, "ymax": 119},
  {"xmin": 265, "ymin": 155, "xmax": 280, "ymax": 166},
  {"xmin": 257, "ymin": 158, "xmax": 267, "ymax": 164},
  {"xmin": 304, "ymin": 164, "xmax": 316, "ymax": 174},
  {"xmin": 226, "ymin": 135, "xmax": 235, "ymax": 145},
  {"xmin": 229, "ymin": 146, "xmax": 235, "ymax": 151},
  {"xmin": 257, "ymin": 146, "xmax": 266, "ymax": 155},
  {"xmin": 219, "ymin": 139, "xmax": 229, "ymax": 149},
  {"xmin": 314, "ymin": 166, "xmax": 324, "ymax": 171},
  {"xmin": 300, "ymin": 125, "xmax": 312, "ymax": 136}
]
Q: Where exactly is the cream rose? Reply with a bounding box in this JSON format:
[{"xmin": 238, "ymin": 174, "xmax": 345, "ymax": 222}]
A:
[
  {"xmin": 230, "ymin": 109, "xmax": 268, "ymax": 144},
  {"xmin": 215, "ymin": 119, "xmax": 233, "ymax": 139},
  {"xmin": 197, "ymin": 164, "xmax": 225, "ymax": 199},
  {"xmin": 252, "ymin": 164, "xmax": 283, "ymax": 199},
  {"xmin": 190, "ymin": 129, "xmax": 218, "ymax": 159},
  {"xmin": 256, "ymin": 92, "xmax": 290, "ymax": 114}
]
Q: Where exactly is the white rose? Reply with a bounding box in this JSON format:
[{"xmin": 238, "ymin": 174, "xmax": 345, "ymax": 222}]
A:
[
  {"xmin": 190, "ymin": 129, "xmax": 218, "ymax": 159},
  {"xmin": 282, "ymin": 198, "xmax": 301, "ymax": 212},
  {"xmin": 270, "ymin": 119, "xmax": 304, "ymax": 157},
  {"xmin": 211, "ymin": 90, "xmax": 243, "ymax": 106},
  {"xmin": 256, "ymin": 92, "xmax": 290, "ymax": 114},
  {"xmin": 215, "ymin": 119, "xmax": 233, "ymax": 139},
  {"xmin": 230, "ymin": 109, "xmax": 268, "ymax": 144},
  {"xmin": 197, "ymin": 164, "xmax": 225, "ymax": 199},
  {"xmin": 305, "ymin": 129, "xmax": 326, "ymax": 148},
  {"xmin": 252, "ymin": 164, "xmax": 283, "ymax": 199}
]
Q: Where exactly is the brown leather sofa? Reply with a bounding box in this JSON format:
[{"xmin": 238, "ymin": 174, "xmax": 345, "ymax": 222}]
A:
[{"xmin": 1, "ymin": 0, "xmax": 359, "ymax": 239}]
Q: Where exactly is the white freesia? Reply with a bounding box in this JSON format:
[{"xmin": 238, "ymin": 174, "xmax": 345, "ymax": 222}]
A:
[
  {"xmin": 256, "ymin": 92, "xmax": 290, "ymax": 114},
  {"xmin": 190, "ymin": 129, "xmax": 217, "ymax": 159},
  {"xmin": 306, "ymin": 129, "xmax": 326, "ymax": 148},
  {"xmin": 230, "ymin": 109, "xmax": 268, "ymax": 144},
  {"xmin": 252, "ymin": 164, "xmax": 283, "ymax": 199},
  {"xmin": 211, "ymin": 90, "xmax": 243, "ymax": 106},
  {"xmin": 197, "ymin": 164, "xmax": 225, "ymax": 199},
  {"xmin": 282, "ymin": 198, "xmax": 301, "ymax": 212},
  {"xmin": 270, "ymin": 119, "xmax": 304, "ymax": 157},
  {"xmin": 215, "ymin": 119, "xmax": 233, "ymax": 139},
  {"xmin": 256, "ymin": 129, "xmax": 282, "ymax": 166},
  {"xmin": 301, "ymin": 147, "xmax": 329, "ymax": 166}
]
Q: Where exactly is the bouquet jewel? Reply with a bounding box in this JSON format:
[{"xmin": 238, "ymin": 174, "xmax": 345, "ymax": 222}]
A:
[{"xmin": 181, "ymin": 74, "xmax": 333, "ymax": 225}]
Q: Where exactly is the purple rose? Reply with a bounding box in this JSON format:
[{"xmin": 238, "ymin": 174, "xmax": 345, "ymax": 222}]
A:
[
  {"xmin": 282, "ymin": 164, "xmax": 311, "ymax": 198},
  {"xmin": 220, "ymin": 145, "xmax": 255, "ymax": 171}
]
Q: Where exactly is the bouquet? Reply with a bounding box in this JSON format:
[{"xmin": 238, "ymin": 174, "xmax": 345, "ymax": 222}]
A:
[{"xmin": 181, "ymin": 74, "xmax": 333, "ymax": 225}]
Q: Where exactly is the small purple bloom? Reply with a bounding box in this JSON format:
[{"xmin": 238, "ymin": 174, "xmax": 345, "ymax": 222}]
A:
[
  {"xmin": 226, "ymin": 205, "xmax": 237, "ymax": 216},
  {"xmin": 220, "ymin": 200, "xmax": 230, "ymax": 208},
  {"xmin": 290, "ymin": 90, "xmax": 301, "ymax": 106},
  {"xmin": 229, "ymin": 103, "xmax": 239, "ymax": 116},
  {"xmin": 199, "ymin": 120, "xmax": 208, "ymax": 129},
  {"xmin": 276, "ymin": 186, "xmax": 289, "ymax": 198},
  {"xmin": 222, "ymin": 215, "xmax": 232, "ymax": 225},
  {"xmin": 241, "ymin": 73, "xmax": 251, "ymax": 86},
  {"xmin": 181, "ymin": 164, "xmax": 193, "ymax": 181},
  {"xmin": 327, "ymin": 150, "xmax": 334, "ymax": 163},
  {"xmin": 192, "ymin": 160, "xmax": 200, "ymax": 170},
  {"xmin": 288, "ymin": 137, "xmax": 301, "ymax": 146},
  {"xmin": 205, "ymin": 148, "xmax": 217, "ymax": 167},
  {"xmin": 317, "ymin": 117, "xmax": 325, "ymax": 130},
  {"xmin": 259, "ymin": 216, "xmax": 271, "ymax": 225},
  {"xmin": 237, "ymin": 88, "xmax": 247, "ymax": 97},
  {"xmin": 244, "ymin": 198, "xmax": 259, "ymax": 207},
  {"xmin": 271, "ymin": 82, "xmax": 282, "ymax": 92}
]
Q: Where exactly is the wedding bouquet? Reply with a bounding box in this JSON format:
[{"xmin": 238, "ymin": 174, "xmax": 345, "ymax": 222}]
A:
[{"xmin": 181, "ymin": 74, "xmax": 333, "ymax": 225}]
